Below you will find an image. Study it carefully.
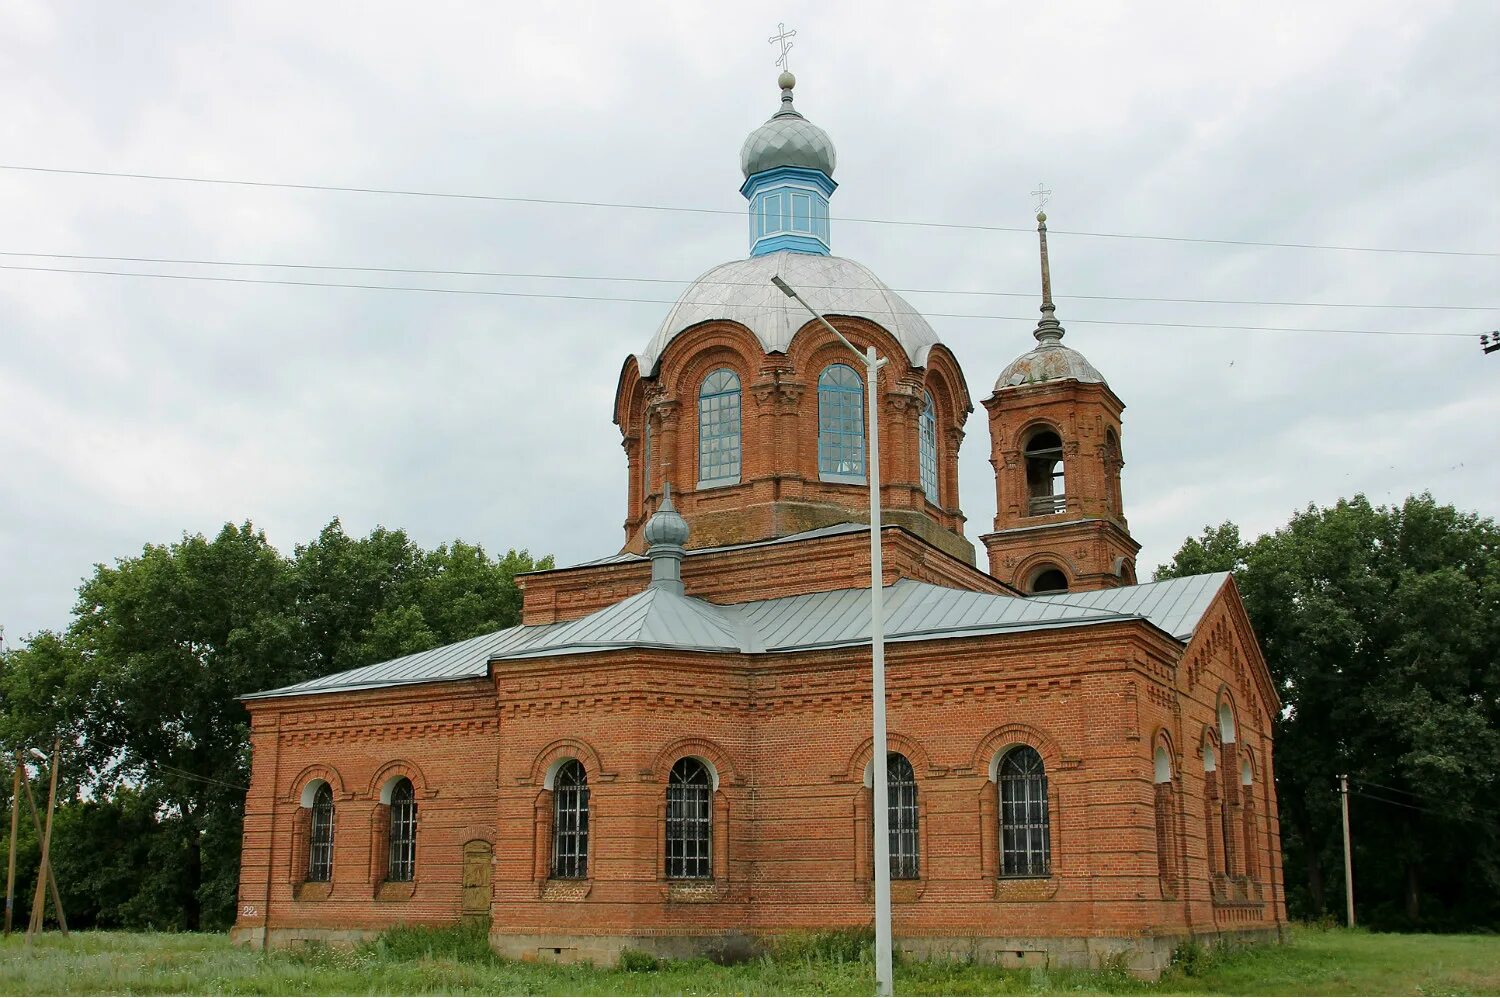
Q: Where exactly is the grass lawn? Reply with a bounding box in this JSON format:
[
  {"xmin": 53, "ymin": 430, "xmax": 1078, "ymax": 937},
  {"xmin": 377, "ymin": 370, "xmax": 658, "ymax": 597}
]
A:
[{"xmin": 0, "ymin": 923, "xmax": 1496, "ymax": 996}]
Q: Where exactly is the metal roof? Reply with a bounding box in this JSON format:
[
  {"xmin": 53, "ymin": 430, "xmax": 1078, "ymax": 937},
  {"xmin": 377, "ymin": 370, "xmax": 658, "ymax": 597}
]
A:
[
  {"xmin": 637, "ymin": 252, "xmax": 941, "ymax": 376},
  {"xmin": 245, "ymin": 573, "xmax": 1229, "ymax": 701},
  {"xmin": 1025, "ymin": 572, "xmax": 1228, "ymax": 641}
]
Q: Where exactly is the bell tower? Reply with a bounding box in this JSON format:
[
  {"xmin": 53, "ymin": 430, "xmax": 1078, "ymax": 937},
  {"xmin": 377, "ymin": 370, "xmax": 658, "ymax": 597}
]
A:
[{"xmin": 981, "ymin": 213, "xmax": 1139, "ymax": 594}]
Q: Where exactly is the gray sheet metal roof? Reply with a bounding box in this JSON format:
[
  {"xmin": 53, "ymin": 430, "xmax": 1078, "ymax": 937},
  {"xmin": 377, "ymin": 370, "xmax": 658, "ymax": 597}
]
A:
[{"xmin": 245, "ymin": 573, "xmax": 1228, "ymax": 700}]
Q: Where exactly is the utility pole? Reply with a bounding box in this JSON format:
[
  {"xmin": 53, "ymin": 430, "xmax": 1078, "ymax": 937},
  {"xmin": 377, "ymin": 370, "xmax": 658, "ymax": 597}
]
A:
[
  {"xmin": 25, "ymin": 741, "xmax": 65, "ymax": 945},
  {"xmin": 4, "ymin": 752, "xmax": 18, "ymax": 934},
  {"xmin": 1339, "ymin": 774, "xmax": 1355, "ymax": 928},
  {"xmin": 773, "ymin": 275, "xmax": 894, "ymax": 996}
]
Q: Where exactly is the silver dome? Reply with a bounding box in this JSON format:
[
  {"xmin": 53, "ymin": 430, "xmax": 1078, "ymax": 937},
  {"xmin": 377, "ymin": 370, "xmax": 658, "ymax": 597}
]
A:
[
  {"xmin": 995, "ymin": 342, "xmax": 1107, "ymax": 391},
  {"xmin": 740, "ymin": 78, "xmax": 836, "ymax": 178},
  {"xmin": 639, "ymin": 251, "xmax": 940, "ymax": 375}
]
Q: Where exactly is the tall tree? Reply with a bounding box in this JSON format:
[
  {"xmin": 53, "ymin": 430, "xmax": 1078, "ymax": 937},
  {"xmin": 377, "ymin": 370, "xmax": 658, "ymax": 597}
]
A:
[
  {"xmin": 0, "ymin": 518, "xmax": 549, "ymax": 930},
  {"xmin": 1158, "ymin": 495, "xmax": 1500, "ymax": 929}
]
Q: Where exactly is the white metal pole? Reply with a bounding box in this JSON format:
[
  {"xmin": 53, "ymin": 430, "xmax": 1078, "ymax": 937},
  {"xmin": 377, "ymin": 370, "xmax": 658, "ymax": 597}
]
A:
[
  {"xmin": 771, "ymin": 276, "xmax": 893, "ymax": 994},
  {"xmin": 865, "ymin": 344, "xmax": 893, "ymax": 996}
]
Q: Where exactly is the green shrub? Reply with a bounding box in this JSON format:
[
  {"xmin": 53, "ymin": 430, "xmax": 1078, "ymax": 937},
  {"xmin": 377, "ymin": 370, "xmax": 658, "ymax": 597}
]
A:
[
  {"xmin": 359, "ymin": 920, "xmax": 497, "ymax": 965},
  {"xmin": 766, "ymin": 926, "xmax": 875, "ymax": 964},
  {"xmin": 617, "ymin": 948, "xmax": 661, "ymax": 972}
]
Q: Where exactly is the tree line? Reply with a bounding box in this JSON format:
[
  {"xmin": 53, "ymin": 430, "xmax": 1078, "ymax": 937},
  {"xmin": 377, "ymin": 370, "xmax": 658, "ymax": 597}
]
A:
[
  {"xmin": 0, "ymin": 520, "xmax": 550, "ymax": 931},
  {"xmin": 3, "ymin": 494, "xmax": 1497, "ymax": 932}
]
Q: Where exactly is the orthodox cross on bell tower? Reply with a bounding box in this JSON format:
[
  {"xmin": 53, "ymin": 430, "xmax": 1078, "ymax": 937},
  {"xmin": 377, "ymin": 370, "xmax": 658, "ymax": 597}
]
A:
[
  {"xmin": 1031, "ymin": 182, "xmax": 1053, "ymax": 215},
  {"xmin": 769, "ymin": 22, "xmax": 796, "ymax": 71}
]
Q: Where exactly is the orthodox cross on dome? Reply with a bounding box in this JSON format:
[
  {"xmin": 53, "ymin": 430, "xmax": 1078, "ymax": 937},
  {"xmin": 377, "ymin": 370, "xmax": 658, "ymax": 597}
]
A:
[
  {"xmin": 1031, "ymin": 182, "xmax": 1053, "ymax": 216},
  {"xmin": 769, "ymin": 22, "xmax": 796, "ymax": 71}
]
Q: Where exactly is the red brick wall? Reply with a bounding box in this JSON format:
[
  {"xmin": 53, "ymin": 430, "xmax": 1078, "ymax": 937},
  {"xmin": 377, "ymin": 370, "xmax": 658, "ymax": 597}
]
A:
[{"xmin": 234, "ymin": 582, "xmax": 1285, "ymax": 949}]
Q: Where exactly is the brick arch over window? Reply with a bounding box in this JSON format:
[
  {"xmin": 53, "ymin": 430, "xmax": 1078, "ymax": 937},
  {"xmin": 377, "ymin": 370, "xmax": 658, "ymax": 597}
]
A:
[
  {"xmin": 648, "ymin": 736, "xmax": 741, "ymax": 791},
  {"xmin": 1010, "ymin": 552, "xmax": 1080, "ymax": 593},
  {"xmin": 528, "ymin": 737, "xmax": 610, "ymax": 789},
  {"xmin": 286, "ymin": 763, "xmax": 347, "ymax": 805},
  {"xmin": 971, "ymin": 723, "xmax": 1067, "ymax": 881},
  {"xmin": 1153, "ymin": 729, "xmax": 1185, "ymax": 897},
  {"xmin": 364, "ymin": 761, "xmax": 428, "ymax": 896},
  {"xmin": 367, "ymin": 759, "xmax": 432, "ymax": 802},
  {"xmin": 840, "ymin": 731, "xmax": 934, "ymax": 784},
  {"xmin": 782, "ymin": 313, "xmax": 913, "ymax": 375}
]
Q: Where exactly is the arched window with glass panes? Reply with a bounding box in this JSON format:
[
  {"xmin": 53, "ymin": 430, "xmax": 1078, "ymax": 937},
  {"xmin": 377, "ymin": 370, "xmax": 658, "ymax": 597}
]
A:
[
  {"xmin": 886, "ymin": 753, "xmax": 920, "ymax": 879},
  {"xmin": 387, "ymin": 778, "xmax": 416, "ymax": 883},
  {"xmin": 918, "ymin": 391, "xmax": 939, "ymax": 505},
  {"xmin": 998, "ymin": 746, "xmax": 1050, "ymax": 877},
  {"xmin": 307, "ymin": 783, "xmax": 334, "ymax": 883},
  {"xmin": 552, "ymin": 760, "xmax": 590, "ymax": 879},
  {"xmin": 697, "ymin": 369, "xmax": 742, "ymax": 486},
  {"xmin": 666, "ymin": 758, "xmax": 713, "ymax": 879},
  {"xmin": 818, "ymin": 364, "xmax": 865, "ymax": 482}
]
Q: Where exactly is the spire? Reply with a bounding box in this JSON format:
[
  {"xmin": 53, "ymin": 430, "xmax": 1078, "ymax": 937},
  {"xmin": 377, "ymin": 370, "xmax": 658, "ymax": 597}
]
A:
[
  {"xmin": 1033, "ymin": 212, "xmax": 1066, "ymax": 347},
  {"xmin": 643, "ymin": 482, "xmax": 690, "ymax": 594}
]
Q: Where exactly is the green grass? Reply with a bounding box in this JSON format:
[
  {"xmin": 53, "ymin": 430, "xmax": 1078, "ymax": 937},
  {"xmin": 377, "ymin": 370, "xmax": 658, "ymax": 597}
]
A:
[{"xmin": 0, "ymin": 923, "xmax": 1496, "ymax": 996}]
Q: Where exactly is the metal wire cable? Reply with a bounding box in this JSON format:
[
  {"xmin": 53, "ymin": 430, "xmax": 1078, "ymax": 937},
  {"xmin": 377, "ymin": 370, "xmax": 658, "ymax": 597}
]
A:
[
  {"xmin": 0, "ymin": 263, "xmax": 1472, "ymax": 339},
  {"xmin": 3, "ymin": 164, "xmax": 1495, "ymax": 258},
  {"xmin": 2, "ymin": 250, "xmax": 1492, "ymax": 312}
]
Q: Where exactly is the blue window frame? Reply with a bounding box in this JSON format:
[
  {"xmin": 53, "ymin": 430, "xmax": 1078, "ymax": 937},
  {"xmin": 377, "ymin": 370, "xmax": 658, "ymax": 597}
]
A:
[
  {"xmin": 792, "ymin": 192, "xmax": 811, "ymax": 232},
  {"xmin": 818, "ymin": 364, "xmax": 865, "ymax": 482},
  {"xmin": 698, "ymin": 369, "xmax": 742, "ymax": 486},
  {"xmin": 919, "ymin": 391, "xmax": 939, "ymax": 505}
]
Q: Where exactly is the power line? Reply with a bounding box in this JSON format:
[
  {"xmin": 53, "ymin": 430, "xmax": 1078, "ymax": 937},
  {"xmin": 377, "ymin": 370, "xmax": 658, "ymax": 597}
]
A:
[
  {"xmin": 1344, "ymin": 788, "xmax": 1500, "ymax": 825},
  {"xmin": 152, "ymin": 762, "xmax": 247, "ymax": 793},
  {"xmin": 3, "ymin": 163, "xmax": 1495, "ymax": 259},
  {"xmin": 0, "ymin": 262, "xmax": 1473, "ymax": 339},
  {"xmin": 2, "ymin": 250, "xmax": 1493, "ymax": 313}
]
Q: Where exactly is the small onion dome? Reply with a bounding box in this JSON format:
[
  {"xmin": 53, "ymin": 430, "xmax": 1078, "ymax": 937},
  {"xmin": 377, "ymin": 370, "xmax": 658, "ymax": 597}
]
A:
[
  {"xmin": 740, "ymin": 71, "xmax": 837, "ymax": 179},
  {"xmin": 995, "ymin": 342, "xmax": 1108, "ymax": 391},
  {"xmin": 643, "ymin": 483, "xmax": 690, "ymax": 548}
]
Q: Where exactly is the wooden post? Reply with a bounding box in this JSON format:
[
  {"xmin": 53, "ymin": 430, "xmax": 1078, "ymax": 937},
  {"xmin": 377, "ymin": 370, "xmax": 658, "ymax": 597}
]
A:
[
  {"xmin": 4, "ymin": 752, "xmax": 19, "ymax": 934},
  {"xmin": 25, "ymin": 741, "xmax": 64, "ymax": 945},
  {"xmin": 17, "ymin": 759, "xmax": 68, "ymax": 937}
]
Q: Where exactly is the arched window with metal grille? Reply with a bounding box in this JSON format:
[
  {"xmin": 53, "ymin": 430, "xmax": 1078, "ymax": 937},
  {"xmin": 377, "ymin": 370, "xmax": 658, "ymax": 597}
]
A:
[
  {"xmin": 666, "ymin": 758, "xmax": 713, "ymax": 879},
  {"xmin": 307, "ymin": 783, "xmax": 335, "ymax": 883},
  {"xmin": 998, "ymin": 746, "xmax": 1051, "ymax": 877},
  {"xmin": 387, "ymin": 778, "xmax": 416, "ymax": 883},
  {"xmin": 818, "ymin": 364, "xmax": 865, "ymax": 482},
  {"xmin": 698, "ymin": 369, "xmax": 742, "ymax": 486},
  {"xmin": 919, "ymin": 391, "xmax": 939, "ymax": 505},
  {"xmin": 552, "ymin": 760, "xmax": 590, "ymax": 879},
  {"xmin": 887, "ymin": 753, "xmax": 920, "ymax": 879}
]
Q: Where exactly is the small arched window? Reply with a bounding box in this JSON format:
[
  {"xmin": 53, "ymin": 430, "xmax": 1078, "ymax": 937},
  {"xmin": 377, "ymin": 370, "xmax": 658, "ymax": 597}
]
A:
[
  {"xmin": 666, "ymin": 758, "xmax": 712, "ymax": 879},
  {"xmin": 387, "ymin": 778, "xmax": 416, "ymax": 883},
  {"xmin": 818, "ymin": 364, "xmax": 865, "ymax": 482},
  {"xmin": 998, "ymin": 746, "xmax": 1050, "ymax": 877},
  {"xmin": 307, "ymin": 783, "xmax": 335, "ymax": 883},
  {"xmin": 1153, "ymin": 745, "xmax": 1177, "ymax": 890},
  {"xmin": 698, "ymin": 369, "xmax": 742, "ymax": 486},
  {"xmin": 552, "ymin": 760, "xmax": 590, "ymax": 879},
  {"xmin": 1105, "ymin": 428, "xmax": 1123, "ymax": 514},
  {"xmin": 886, "ymin": 753, "xmax": 920, "ymax": 880},
  {"xmin": 1028, "ymin": 566, "xmax": 1069, "ymax": 595},
  {"xmin": 918, "ymin": 392, "xmax": 939, "ymax": 505},
  {"xmin": 1024, "ymin": 428, "xmax": 1066, "ymax": 515}
]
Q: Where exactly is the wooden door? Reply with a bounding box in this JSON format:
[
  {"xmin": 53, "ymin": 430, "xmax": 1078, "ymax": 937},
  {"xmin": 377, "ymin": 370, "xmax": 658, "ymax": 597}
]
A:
[{"xmin": 461, "ymin": 840, "xmax": 493, "ymax": 920}]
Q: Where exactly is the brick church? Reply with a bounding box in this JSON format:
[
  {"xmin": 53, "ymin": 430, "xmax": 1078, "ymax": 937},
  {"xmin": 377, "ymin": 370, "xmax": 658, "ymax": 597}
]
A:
[{"xmin": 232, "ymin": 70, "xmax": 1286, "ymax": 974}]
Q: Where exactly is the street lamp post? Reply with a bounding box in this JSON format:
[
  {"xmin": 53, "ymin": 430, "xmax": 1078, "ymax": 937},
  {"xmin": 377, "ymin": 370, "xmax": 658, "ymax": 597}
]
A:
[{"xmin": 773, "ymin": 275, "xmax": 894, "ymax": 997}]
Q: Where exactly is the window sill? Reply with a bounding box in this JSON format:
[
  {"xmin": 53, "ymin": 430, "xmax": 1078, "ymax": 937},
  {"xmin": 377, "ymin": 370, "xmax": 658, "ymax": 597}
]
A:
[
  {"xmin": 862, "ymin": 878, "xmax": 925, "ymax": 903},
  {"xmin": 539, "ymin": 878, "xmax": 593, "ymax": 901},
  {"xmin": 665, "ymin": 879, "xmax": 728, "ymax": 903},
  {"xmin": 375, "ymin": 880, "xmax": 415, "ymax": 901},
  {"xmin": 819, "ymin": 473, "xmax": 868, "ymax": 486},
  {"xmin": 993, "ymin": 875, "xmax": 1059, "ymax": 902},
  {"xmin": 696, "ymin": 476, "xmax": 741, "ymax": 490},
  {"xmin": 293, "ymin": 880, "xmax": 332, "ymax": 902}
]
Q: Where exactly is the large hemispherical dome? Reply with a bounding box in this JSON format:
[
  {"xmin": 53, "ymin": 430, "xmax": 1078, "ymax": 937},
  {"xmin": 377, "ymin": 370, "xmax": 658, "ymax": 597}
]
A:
[{"xmin": 739, "ymin": 74, "xmax": 836, "ymax": 178}]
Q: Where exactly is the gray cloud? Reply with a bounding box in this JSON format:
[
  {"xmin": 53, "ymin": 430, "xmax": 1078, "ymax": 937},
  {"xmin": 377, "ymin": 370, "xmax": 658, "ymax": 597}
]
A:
[{"xmin": 2, "ymin": 0, "xmax": 1496, "ymax": 641}]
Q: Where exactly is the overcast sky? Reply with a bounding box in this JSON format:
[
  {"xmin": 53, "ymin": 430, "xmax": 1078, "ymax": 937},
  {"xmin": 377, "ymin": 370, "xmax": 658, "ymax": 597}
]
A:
[{"xmin": 2, "ymin": 1, "xmax": 1496, "ymax": 643}]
